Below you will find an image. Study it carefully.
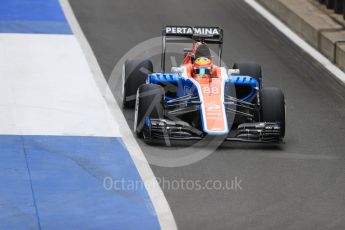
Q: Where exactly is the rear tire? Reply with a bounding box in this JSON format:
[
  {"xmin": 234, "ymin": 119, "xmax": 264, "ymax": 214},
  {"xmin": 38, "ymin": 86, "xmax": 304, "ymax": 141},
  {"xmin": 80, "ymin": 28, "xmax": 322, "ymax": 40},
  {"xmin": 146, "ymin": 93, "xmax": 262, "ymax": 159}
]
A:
[
  {"xmin": 233, "ymin": 63, "xmax": 262, "ymax": 83},
  {"xmin": 122, "ymin": 59, "xmax": 153, "ymax": 108},
  {"xmin": 134, "ymin": 84, "xmax": 164, "ymax": 137},
  {"xmin": 260, "ymin": 88, "xmax": 285, "ymax": 138},
  {"xmin": 334, "ymin": 0, "xmax": 343, "ymax": 13},
  {"xmin": 326, "ymin": 0, "xmax": 335, "ymax": 9}
]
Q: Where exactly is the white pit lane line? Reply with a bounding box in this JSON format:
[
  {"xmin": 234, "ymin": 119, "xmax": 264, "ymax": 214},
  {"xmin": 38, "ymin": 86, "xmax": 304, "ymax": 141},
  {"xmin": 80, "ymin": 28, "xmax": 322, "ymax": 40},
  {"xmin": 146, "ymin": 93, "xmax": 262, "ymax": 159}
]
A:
[
  {"xmin": 245, "ymin": 0, "xmax": 345, "ymax": 85},
  {"xmin": 0, "ymin": 33, "xmax": 120, "ymax": 137},
  {"xmin": 60, "ymin": 0, "xmax": 177, "ymax": 229}
]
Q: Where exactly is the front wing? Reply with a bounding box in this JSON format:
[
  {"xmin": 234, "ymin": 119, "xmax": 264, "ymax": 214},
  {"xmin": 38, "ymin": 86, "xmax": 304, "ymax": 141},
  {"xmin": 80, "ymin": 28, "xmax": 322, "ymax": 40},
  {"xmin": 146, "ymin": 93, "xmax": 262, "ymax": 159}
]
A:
[{"xmin": 142, "ymin": 118, "xmax": 283, "ymax": 143}]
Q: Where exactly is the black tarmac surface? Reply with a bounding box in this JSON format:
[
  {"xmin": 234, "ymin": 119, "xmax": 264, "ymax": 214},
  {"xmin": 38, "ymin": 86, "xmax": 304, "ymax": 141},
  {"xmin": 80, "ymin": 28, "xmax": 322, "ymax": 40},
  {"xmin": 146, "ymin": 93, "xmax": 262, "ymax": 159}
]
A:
[{"xmin": 69, "ymin": 0, "xmax": 345, "ymax": 229}]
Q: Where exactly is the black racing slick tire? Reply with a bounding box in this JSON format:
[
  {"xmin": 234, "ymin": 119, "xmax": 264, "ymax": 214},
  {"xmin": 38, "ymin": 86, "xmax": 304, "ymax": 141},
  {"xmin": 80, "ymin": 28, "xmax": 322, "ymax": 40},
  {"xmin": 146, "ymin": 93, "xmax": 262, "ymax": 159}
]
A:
[
  {"xmin": 134, "ymin": 84, "xmax": 164, "ymax": 137},
  {"xmin": 233, "ymin": 63, "xmax": 262, "ymax": 83},
  {"xmin": 260, "ymin": 88, "xmax": 285, "ymax": 138},
  {"xmin": 122, "ymin": 59, "xmax": 153, "ymax": 108},
  {"xmin": 326, "ymin": 0, "xmax": 335, "ymax": 9}
]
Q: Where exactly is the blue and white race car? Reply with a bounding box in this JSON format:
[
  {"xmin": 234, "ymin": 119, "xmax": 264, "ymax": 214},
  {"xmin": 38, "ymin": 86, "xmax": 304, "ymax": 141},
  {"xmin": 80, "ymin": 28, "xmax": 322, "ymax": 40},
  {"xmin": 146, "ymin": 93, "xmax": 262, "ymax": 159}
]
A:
[{"xmin": 122, "ymin": 26, "xmax": 285, "ymax": 144}]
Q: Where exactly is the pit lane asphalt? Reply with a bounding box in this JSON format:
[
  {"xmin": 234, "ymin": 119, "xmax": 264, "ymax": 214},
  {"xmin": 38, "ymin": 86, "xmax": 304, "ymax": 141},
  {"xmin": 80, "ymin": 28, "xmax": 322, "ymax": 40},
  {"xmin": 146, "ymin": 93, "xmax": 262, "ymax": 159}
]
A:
[{"xmin": 69, "ymin": 0, "xmax": 345, "ymax": 229}]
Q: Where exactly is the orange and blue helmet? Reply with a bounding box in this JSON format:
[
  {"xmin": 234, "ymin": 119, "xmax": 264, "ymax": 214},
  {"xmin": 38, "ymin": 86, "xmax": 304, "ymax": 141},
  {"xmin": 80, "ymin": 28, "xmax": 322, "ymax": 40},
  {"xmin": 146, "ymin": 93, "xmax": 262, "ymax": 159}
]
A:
[{"xmin": 193, "ymin": 57, "xmax": 212, "ymax": 78}]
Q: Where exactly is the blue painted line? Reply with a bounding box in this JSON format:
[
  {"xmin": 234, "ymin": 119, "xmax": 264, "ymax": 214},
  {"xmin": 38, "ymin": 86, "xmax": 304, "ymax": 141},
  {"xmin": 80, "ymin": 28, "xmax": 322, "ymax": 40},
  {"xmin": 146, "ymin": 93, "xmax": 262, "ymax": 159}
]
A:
[
  {"xmin": 22, "ymin": 136, "xmax": 42, "ymax": 230},
  {"xmin": 0, "ymin": 135, "xmax": 160, "ymax": 230},
  {"xmin": 0, "ymin": 0, "xmax": 72, "ymax": 34},
  {"xmin": 0, "ymin": 136, "xmax": 38, "ymax": 230}
]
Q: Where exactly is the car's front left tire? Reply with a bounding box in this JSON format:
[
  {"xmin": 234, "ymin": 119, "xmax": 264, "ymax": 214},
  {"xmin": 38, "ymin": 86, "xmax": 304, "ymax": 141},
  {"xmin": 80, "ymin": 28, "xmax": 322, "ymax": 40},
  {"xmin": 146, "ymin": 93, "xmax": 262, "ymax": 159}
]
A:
[{"xmin": 260, "ymin": 87, "xmax": 285, "ymax": 138}]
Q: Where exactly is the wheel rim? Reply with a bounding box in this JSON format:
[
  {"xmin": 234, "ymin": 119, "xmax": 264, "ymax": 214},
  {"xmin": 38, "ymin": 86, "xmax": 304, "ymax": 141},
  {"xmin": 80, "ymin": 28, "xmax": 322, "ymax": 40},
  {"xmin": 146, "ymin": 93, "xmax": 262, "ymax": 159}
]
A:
[
  {"xmin": 133, "ymin": 89, "xmax": 140, "ymax": 133},
  {"xmin": 121, "ymin": 63, "xmax": 126, "ymax": 106}
]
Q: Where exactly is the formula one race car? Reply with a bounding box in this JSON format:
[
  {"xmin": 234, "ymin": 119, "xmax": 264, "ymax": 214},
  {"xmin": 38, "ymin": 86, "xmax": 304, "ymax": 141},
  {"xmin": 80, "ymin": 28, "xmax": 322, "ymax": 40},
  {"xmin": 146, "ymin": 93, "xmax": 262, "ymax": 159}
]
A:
[{"xmin": 122, "ymin": 26, "xmax": 285, "ymax": 143}]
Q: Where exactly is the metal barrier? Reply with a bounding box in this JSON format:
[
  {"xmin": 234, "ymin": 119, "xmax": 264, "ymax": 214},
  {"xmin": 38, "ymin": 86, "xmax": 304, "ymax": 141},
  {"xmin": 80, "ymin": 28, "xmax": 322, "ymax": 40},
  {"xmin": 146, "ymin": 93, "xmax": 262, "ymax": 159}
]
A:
[{"xmin": 318, "ymin": 0, "xmax": 345, "ymax": 19}]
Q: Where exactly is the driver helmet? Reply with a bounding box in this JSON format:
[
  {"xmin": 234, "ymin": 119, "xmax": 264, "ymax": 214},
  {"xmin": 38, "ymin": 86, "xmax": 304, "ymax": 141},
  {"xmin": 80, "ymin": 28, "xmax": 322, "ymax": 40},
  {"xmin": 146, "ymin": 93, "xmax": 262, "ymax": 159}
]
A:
[{"xmin": 193, "ymin": 57, "xmax": 212, "ymax": 78}]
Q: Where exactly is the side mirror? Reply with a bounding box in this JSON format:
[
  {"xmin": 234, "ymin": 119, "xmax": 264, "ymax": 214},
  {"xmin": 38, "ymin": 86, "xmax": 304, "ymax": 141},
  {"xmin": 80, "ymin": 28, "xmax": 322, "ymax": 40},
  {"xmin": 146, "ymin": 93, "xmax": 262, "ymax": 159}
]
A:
[
  {"xmin": 171, "ymin": 67, "xmax": 184, "ymax": 73},
  {"xmin": 228, "ymin": 69, "xmax": 240, "ymax": 75}
]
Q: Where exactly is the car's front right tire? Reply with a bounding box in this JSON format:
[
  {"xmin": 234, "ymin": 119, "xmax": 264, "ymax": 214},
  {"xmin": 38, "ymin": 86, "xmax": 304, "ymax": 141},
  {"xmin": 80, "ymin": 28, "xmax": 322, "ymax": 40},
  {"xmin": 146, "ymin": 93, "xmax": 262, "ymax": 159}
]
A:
[
  {"xmin": 122, "ymin": 59, "xmax": 153, "ymax": 108},
  {"xmin": 134, "ymin": 84, "xmax": 164, "ymax": 137}
]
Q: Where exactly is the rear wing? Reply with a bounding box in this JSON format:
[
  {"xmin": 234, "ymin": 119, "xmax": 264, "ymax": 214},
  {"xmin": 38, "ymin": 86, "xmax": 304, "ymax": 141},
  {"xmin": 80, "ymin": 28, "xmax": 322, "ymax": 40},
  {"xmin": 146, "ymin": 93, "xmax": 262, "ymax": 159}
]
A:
[
  {"xmin": 161, "ymin": 26, "xmax": 224, "ymax": 71},
  {"xmin": 163, "ymin": 26, "xmax": 223, "ymax": 44}
]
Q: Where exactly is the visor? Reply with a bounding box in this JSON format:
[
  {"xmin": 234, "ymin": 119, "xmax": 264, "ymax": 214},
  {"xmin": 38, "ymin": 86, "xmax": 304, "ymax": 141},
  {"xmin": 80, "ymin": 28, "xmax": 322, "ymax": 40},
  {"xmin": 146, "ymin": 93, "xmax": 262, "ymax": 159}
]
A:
[{"xmin": 193, "ymin": 67, "xmax": 211, "ymax": 75}]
